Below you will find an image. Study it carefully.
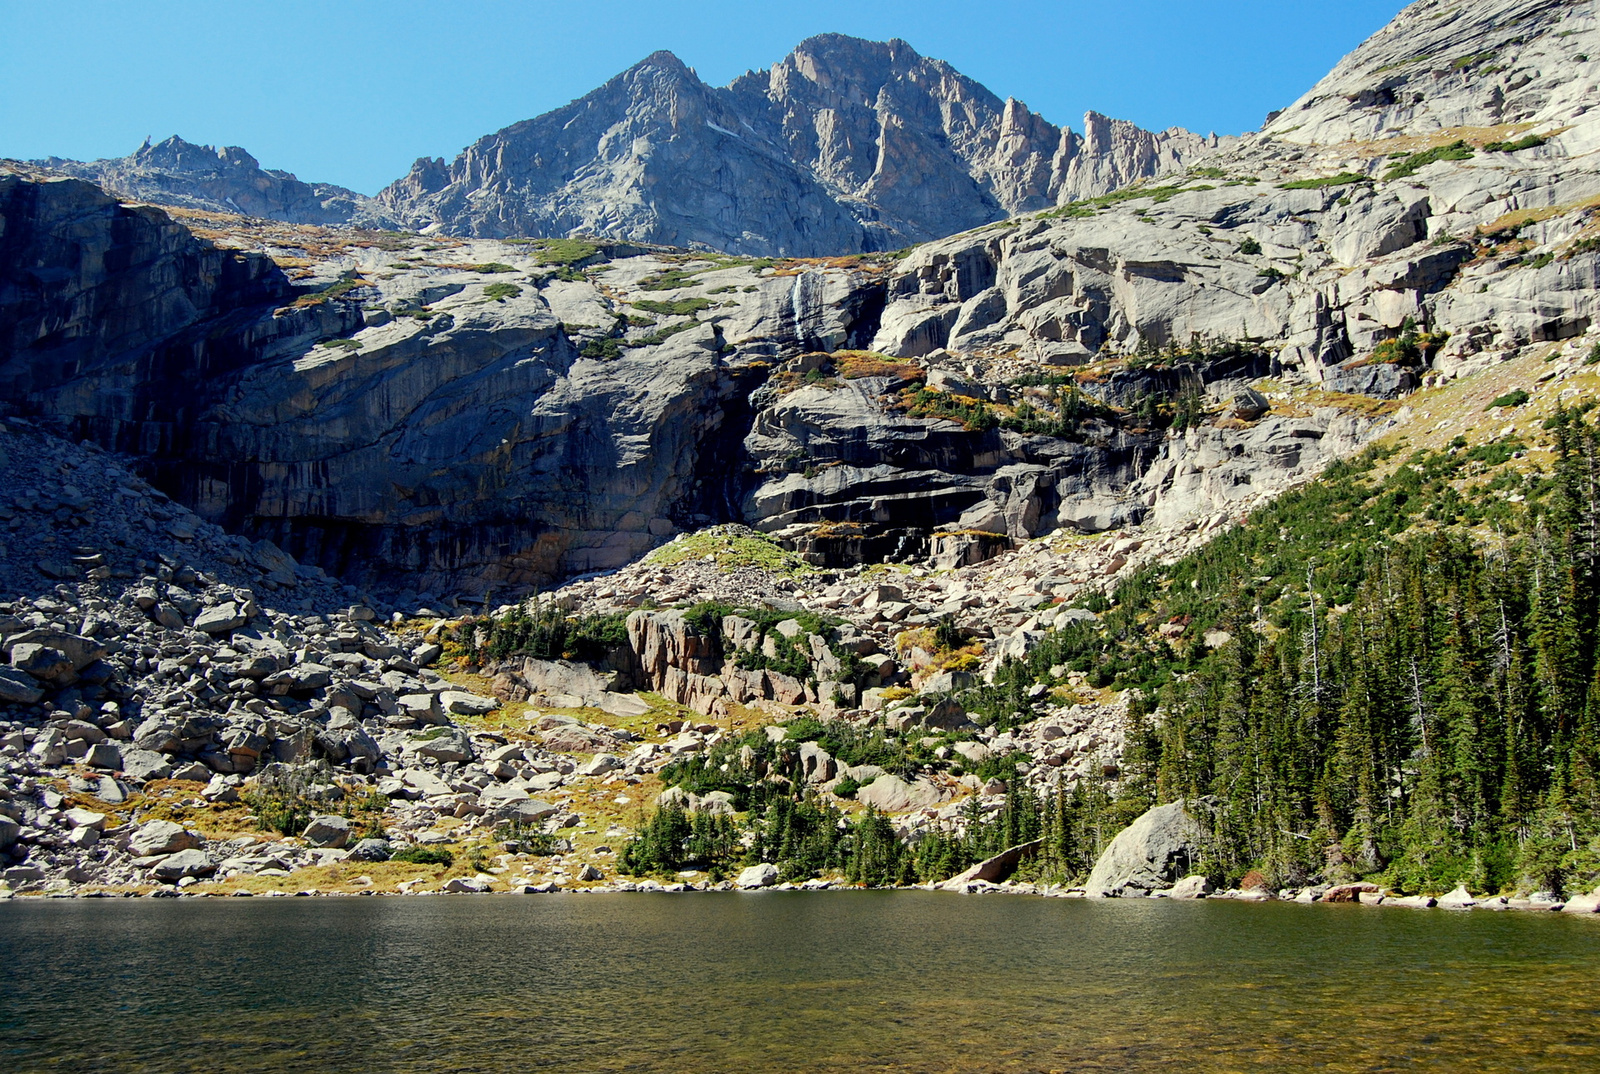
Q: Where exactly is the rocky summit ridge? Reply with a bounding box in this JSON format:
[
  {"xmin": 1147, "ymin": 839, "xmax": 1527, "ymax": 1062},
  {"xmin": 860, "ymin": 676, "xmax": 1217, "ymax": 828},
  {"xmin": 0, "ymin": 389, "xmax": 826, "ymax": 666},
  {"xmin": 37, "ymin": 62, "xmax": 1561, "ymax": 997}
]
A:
[
  {"xmin": 376, "ymin": 35, "xmax": 1227, "ymax": 255},
  {"xmin": 34, "ymin": 136, "xmax": 378, "ymax": 226},
  {"xmin": 27, "ymin": 35, "xmax": 1225, "ymax": 257},
  {"xmin": 4, "ymin": 0, "xmax": 1600, "ymax": 900}
]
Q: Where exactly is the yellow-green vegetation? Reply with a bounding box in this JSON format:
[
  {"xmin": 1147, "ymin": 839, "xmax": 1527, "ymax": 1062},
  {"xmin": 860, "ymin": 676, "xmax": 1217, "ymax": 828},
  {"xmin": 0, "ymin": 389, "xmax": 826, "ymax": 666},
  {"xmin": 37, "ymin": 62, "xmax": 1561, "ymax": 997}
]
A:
[
  {"xmin": 482, "ymin": 282, "xmax": 522, "ymax": 302},
  {"xmin": 1451, "ymin": 50, "xmax": 1497, "ymax": 71},
  {"xmin": 110, "ymin": 780, "xmax": 265, "ymax": 840},
  {"xmin": 1039, "ymin": 179, "xmax": 1214, "ymax": 219},
  {"xmin": 190, "ymin": 859, "xmax": 446, "ymax": 896},
  {"xmin": 896, "ymin": 619, "xmax": 987, "ymax": 674},
  {"xmin": 1480, "ymin": 190, "xmax": 1600, "ymax": 239},
  {"xmin": 768, "ymin": 351, "xmax": 925, "ymax": 396},
  {"xmin": 1294, "ymin": 389, "xmax": 1406, "ymax": 418},
  {"xmin": 645, "ymin": 526, "xmax": 814, "ymax": 576},
  {"xmin": 831, "ymin": 350, "xmax": 919, "ymax": 380},
  {"xmin": 899, "ymin": 387, "xmax": 998, "ymax": 431}
]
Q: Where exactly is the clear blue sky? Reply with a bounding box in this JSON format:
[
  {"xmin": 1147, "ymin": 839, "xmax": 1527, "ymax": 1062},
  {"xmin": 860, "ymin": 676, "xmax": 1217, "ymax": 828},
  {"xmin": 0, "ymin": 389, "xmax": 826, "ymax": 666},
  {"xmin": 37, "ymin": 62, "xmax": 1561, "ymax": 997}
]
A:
[{"xmin": 0, "ymin": 0, "xmax": 1404, "ymax": 195}]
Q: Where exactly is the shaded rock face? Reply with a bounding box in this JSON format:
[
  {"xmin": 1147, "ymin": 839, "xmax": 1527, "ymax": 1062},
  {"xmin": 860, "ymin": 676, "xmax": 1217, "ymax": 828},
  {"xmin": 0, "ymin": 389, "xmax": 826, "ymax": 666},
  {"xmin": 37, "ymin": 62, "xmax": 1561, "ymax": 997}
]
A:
[
  {"xmin": 0, "ymin": 177, "xmax": 775, "ymax": 590},
  {"xmin": 377, "ymin": 36, "xmax": 1221, "ymax": 255},
  {"xmin": 0, "ymin": 174, "xmax": 305, "ymax": 402},
  {"xmin": 32, "ymin": 136, "xmax": 379, "ymax": 226},
  {"xmin": 741, "ymin": 377, "xmax": 1162, "ymax": 543}
]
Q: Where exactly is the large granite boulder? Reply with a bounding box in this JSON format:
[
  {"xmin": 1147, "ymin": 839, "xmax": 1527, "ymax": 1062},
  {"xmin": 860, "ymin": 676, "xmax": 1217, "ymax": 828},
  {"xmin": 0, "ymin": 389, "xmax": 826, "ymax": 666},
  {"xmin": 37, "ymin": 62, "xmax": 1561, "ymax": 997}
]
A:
[
  {"xmin": 855, "ymin": 774, "xmax": 952, "ymax": 813},
  {"xmin": 1084, "ymin": 801, "xmax": 1207, "ymax": 897}
]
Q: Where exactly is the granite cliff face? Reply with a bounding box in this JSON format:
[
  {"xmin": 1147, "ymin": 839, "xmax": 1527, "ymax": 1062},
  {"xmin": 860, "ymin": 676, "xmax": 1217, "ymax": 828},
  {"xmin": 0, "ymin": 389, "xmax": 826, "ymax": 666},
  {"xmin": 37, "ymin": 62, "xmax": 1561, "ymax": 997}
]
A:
[
  {"xmin": 32, "ymin": 137, "xmax": 380, "ymax": 226},
  {"xmin": 376, "ymin": 35, "xmax": 1223, "ymax": 254}
]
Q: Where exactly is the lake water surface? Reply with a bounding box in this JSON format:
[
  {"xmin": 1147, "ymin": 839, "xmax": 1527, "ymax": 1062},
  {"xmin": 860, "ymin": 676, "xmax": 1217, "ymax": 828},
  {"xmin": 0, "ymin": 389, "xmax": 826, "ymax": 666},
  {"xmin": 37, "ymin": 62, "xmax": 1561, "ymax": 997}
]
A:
[{"xmin": 2, "ymin": 892, "xmax": 1598, "ymax": 1072}]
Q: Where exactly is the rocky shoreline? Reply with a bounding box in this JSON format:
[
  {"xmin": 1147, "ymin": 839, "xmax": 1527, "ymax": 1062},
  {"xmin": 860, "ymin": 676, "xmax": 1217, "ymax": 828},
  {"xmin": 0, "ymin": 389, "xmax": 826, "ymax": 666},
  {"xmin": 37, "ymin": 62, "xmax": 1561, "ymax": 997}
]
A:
[{"xmin": 6, "ymin": 871, "xmax": 1598, "ymax": 915}]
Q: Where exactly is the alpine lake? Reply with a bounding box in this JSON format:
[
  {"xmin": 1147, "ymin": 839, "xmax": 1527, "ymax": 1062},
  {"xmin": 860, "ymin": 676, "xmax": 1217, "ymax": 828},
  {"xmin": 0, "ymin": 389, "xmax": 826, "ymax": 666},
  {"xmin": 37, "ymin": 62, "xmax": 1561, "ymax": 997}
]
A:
[{"xmin": 2, "ymin": 891, "xmax": 1597, "ymax": 1072}]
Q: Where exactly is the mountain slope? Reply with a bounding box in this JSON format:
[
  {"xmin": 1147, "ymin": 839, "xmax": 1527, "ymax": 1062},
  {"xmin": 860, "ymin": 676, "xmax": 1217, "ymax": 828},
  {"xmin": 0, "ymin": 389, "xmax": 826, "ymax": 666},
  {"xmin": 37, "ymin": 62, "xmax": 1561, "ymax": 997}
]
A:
[{"xmin": 1267, "ymin": 0, "xmax": 1594, "ymax": 145}]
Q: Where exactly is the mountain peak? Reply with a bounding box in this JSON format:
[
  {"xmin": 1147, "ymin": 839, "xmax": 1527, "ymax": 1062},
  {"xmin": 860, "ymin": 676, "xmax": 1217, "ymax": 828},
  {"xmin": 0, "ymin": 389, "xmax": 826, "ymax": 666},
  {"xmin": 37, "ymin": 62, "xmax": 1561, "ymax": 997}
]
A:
[
  {"xmin": 372, "ymin": 33, "xmax": 1215, "ymax": 254},
  {"xmin": 627, "ymin": 49, "xmax": 693, "ymax": 77}
]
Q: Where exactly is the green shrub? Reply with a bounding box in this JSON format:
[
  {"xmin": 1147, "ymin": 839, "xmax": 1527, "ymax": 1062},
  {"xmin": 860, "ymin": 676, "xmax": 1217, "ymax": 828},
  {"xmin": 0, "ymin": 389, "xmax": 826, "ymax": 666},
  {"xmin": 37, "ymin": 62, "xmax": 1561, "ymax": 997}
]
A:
[
  {"xmin": 495, "ymin": 821, "xmax": 560, "ymax": 855},
  {"xmin": 470, "ymin": 262, "xmax": 516, "ymax": 274},
  {"xmin": 483, "ymin": 282, "xmax": 522, "ymax": 302},
  {"xmin": 1487, "ymin": 389, "xmax": 1530, "ymax": 409},
  {"xmin": 630, "ymin": 320, "xmax": 700, "ymax": 347},
  {"xmin": 1483, "ymin": 134, "xmax": 1546, "ymax": 153},
  {"xmin": 1371, "ymin": 320, "xmax": 1449, "ymax": 365},
  {"xmin": 638, "ymin": 267, "xmax": 703, "ymax": 291},
  {"xmin": 631, "ymin": 297, "xmax": 713, "ymax": 316},
  {"xmin": 1565, "ymin": 236, "xmax": 1600, "ymax": 260},
  {"xmin": 581, "ymin": 338, "xmax": 623, "ymax": 360},
  {"xmin": 391, "ymin": 846, "xmax": 454, "ymax": 866},
  {"xmin": 463, "ymin": 599, "xmax": 631, "ymax": 664},
  {"xmin": 241, "ymin": 762, "xmax": 339, "ymax": 835},
  {"xmin": 1237, "ymin": 236, "xmax": 1262, "ymax": 255}
]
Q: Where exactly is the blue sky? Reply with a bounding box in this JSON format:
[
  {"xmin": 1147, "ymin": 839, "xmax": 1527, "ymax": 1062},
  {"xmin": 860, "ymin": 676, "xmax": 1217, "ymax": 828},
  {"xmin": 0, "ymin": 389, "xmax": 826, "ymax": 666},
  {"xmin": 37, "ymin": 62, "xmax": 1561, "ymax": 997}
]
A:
[{"xmin": 1, "ymin": 0, "xmax": 1404, "ymax": 195}]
